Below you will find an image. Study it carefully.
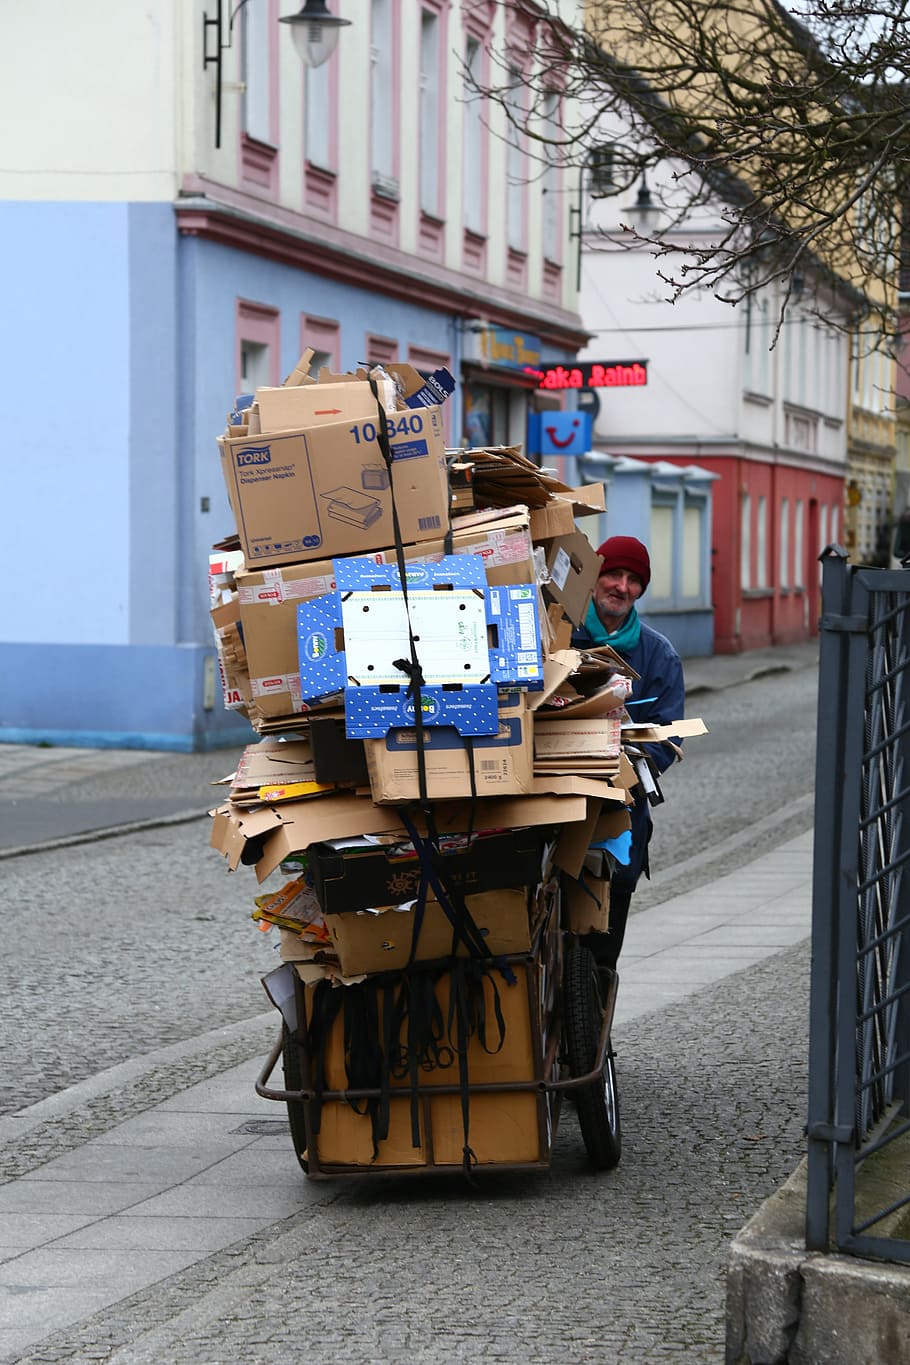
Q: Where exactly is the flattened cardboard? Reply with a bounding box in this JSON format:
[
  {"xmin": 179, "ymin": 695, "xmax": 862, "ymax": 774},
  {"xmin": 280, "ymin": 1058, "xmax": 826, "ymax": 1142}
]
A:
[
  {"xmin": 621, "ymin": 717, "xmax": 708, "ymax": 742},
  {"xmin": 209, "ymin": 788, "xmax": 593, "ymax": 883},
  {"xmin": 553, "ymin": 793, "xmax": 633, "ymax": 878},
  {"xmin": 533, "ymin": 716, "xmax": 622, "ymax": 760},
  {"xmin": 528, "ymin": 496, "xmax": 576, "ymax": 541},
  {"xmin": 315, "ymin": 1096, "xmax": 428, "ymax": 1168}
]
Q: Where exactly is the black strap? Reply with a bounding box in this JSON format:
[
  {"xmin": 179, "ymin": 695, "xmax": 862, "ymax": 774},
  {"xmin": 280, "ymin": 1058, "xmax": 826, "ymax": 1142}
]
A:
[
  {"xmin": 342, "ymin": 979, "xmax": 387, "ymax": 1157},
  {"xmin": 306, "ymin": 980, "xmax": 345, "ymax": 1138},
  {"xmin": 399, "ymin": 810, "xmax": 497, "ymax": 965},
  {"xmin": 370, "ymin": 377, "xmax": 436, "ymax": 819}
]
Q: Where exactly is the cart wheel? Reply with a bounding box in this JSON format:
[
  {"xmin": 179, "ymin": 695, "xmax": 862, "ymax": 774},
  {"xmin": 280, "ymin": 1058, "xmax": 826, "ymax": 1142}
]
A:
[
  {"xmin": 281, "ymin": 1024, "xmax": 310, "ymax": 1175},
  {"xmin": 563, "ymin": 944, "xmax": 621, "ymax": 1170}
]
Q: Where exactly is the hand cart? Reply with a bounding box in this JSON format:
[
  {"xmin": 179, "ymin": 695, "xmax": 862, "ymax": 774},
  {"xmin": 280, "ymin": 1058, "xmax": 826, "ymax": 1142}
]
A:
[{"xmin": 255, "ymin": 869, "xmax": 622, "ymax": 1179}]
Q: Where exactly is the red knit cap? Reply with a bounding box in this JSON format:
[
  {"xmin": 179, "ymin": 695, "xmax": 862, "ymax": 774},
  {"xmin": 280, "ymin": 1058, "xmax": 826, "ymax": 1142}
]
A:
[{"xmin": 596, "ymin": 536, "xmax": 651, "ymax": 592}]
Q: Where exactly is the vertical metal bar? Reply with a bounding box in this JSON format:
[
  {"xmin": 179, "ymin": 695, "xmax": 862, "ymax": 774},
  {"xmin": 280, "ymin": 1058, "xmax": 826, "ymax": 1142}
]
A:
[
  {"xmin": 215, "ymin": 0, "xmax": 224, "ymax": 150},
  {"xmin": 806, "ymin": 549, "xmax": 849, "ymax": 1249},
  {"xmin": 834, "ymin": 569, "xmax": 871, "ymax": 1250}
]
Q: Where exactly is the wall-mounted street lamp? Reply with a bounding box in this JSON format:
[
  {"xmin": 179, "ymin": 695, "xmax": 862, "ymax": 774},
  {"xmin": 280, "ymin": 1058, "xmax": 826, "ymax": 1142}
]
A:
[
  {"xmin": 624, "ymin": 174, "xmax": 659, "ymax": 234},
  {"xmin": 203, "ymin": 0, "xmax": 351, "ymax": 149}
]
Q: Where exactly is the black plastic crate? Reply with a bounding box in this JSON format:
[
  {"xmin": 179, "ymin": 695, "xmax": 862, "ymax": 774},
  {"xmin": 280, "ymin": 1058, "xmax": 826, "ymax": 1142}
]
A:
[{"xmin": 308, "ymin": 827, "xmax": 549, "ymax": 915}]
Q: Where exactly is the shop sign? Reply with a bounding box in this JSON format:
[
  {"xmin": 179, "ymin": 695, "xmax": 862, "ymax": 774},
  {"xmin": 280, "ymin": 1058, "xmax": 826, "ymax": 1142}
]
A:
[
  {"xmin": 470, "ymin": 325, "xmax": 543, "ymax": 371},
  {"xmin": 536, "ymin": 360, "xmax": 648, "ymax": 390},
  {"xmin": 527, "ymin": 411, "xmax": 593, "ymax": 456}
]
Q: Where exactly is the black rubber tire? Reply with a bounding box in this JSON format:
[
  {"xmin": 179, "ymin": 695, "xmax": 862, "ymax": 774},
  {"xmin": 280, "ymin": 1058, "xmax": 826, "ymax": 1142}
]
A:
[
  {"xmin": 563, "ymin": 943, "xmax": 622, "ymax": 1170},
  {"xmin": 281, "ymin": 1024, "xmax": 310, "ymax": 1175}
]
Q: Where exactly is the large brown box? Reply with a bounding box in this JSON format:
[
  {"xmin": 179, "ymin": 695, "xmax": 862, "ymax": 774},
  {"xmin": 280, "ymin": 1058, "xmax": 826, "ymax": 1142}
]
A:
[
  {"xmin": 218, "ymin": 406, "xmax": 449, "ymax": 570},
  {"xmin": 301, "ymin": 959, "xmax": 551, "ymax": 1171}
]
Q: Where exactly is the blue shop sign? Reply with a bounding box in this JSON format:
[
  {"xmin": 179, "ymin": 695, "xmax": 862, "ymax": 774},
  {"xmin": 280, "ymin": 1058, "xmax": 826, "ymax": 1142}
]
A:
[{"xmin": 477, "ymin": 326, "xmax": 542, "ymax": 371}]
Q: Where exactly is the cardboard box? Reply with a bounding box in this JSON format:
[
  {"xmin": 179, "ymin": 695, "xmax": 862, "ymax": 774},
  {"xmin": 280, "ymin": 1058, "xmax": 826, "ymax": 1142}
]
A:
[
  {"xmin": 411, "ymin": 507, "xmax": 536, "ymax": 588},
  {"xmin": 235, "ymin": 558, "xmax": 339, "ymax": 720},
  {"xmin": 543, "ymin": 531, "xmax": 601, "ymax": 626},
  {"xmin": 218, "ymin": 406, "xmax": 449, "ymax": 569},
  {"xmin": 364, "ymin": 691, "xmax": 533, "ymax": 803},
  {"xmin": 326, "ymin": 887, "xmax": 532, "ymax": 975},
  {"xmin": 303, "ymin": 962, "xmax": 545, "ymax": 1169},
  {"xmin": 254, "ymin": 381, "xmax": 388, "ymax": 434},
  {"xmin": 309, "ymin": 826, "xmax": 547, "ymax": 914},
  {"xmin": 312, "ymin": 1090, "xmax": 544, "ymax": 1169},
  {"xmin": 297, "ymin": 556, "xmax": 543, "ymax": 736},
  {"xmin": 234, "ymin": 511, "xmax": 537, "ymax": 724}
]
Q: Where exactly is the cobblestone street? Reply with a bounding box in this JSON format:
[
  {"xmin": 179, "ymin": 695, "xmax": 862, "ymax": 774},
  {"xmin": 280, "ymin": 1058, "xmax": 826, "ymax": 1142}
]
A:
[{"xmin": 4, "ymin": 938, "xmax": 809, "ymax": 1365}]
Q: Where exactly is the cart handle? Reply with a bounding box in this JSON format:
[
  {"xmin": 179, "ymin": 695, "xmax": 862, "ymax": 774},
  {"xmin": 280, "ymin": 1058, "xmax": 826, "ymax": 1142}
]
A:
[{"xmin": 256, "ymin": 969, "xmax": 618, "ymax": 1103}]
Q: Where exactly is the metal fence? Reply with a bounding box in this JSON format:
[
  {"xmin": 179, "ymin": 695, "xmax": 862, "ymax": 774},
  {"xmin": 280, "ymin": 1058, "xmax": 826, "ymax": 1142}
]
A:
[{"xmin": 806, "ymin": 546, "xmax": 910, "ymax": 1261}]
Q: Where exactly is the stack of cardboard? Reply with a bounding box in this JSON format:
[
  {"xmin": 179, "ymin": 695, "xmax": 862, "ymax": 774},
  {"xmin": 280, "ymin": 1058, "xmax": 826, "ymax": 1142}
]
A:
[{"xmin": 207, "ymin": 350, "xmax": 704, "ymax": 1172}]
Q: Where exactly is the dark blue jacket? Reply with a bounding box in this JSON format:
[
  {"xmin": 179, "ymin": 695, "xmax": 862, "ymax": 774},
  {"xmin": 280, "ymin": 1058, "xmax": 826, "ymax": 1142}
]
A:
[{"xmin": 571, "ymin": 617, "xmax": 685, "ymax": 892}]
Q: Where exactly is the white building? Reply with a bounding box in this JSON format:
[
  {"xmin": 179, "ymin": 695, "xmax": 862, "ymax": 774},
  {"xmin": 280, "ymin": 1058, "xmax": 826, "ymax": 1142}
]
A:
[
  {"xmin": 0, "ymin": 0, "xmax": 586, "ymax": 750},
  {"xmin": 577, "ymin": 160, "xmax": 850, "ymax": 652}
]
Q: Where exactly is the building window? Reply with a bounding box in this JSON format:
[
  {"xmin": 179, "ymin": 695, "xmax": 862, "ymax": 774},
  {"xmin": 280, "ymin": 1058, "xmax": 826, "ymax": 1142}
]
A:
[
  {"xmin": 369, "ymin": 0, "xmax": 400, "ymax": 242},
  {"xmin": 463, "ymin": 35, "xmax": 485, "ymax": 237},
  {"xmin": 743, "ymin": 294, "xmax": 771, "ymax": 396},
  {"xmin": 756, "ymin": 496, "xmax": 768, "ymax": 587},
  {"xmin": 741, "ymin": 494, "xmax": 752, "ymax": 589},
  {"xmin": 820, "ymin": 503, "xmax": 829, "ymax": 558},
  {"xmin": 794, "ymin": 500, "xmax": 805, "ymax": 587},
  {"xmin": 419, "ymin": 8, "xmax": 441, "ymax": 217},
  {"xmin": 242, "ymin": 1, "xmax": 272, "ymax": 144},
  {"xmin": 305, "ymin": 61, "xmax": 331, "ymax": 170},
  {"xmin": 682, "ymin": 500, "xmax": 703, "ymax": 599},
  {"xmin": 506, "ymin": 67, "xmax": 526, "ymax": 253},
  {"xmin": 370, "ymin": 0, "xmax": 398, "ymax": 198},
  {"xmin": 240, "ymin": 0, "xmax": 278, "ymax": 192},
  {"xmin": 589, "ymin": 144, "xmax": 615, "ymax": 196},
  {"xmin": 784, "ymin": 410, "xmax": 819, "ymax": 453},
  {"xmin": 650, "ymin": 504, "xmax": 674, "ymax": 598},
  {"xmin": 366, "ymin": 334, "xmax": 399, "ymax": 366},
  {"xmin": 780, "ymin": 497, "xmax": 789, "ymax": 587},
  {"xmin": 237, "ymin": 301, "xmax": 280, "ymax": 396},
  {"xmin": 464, "ymin": 383, "xmax": 511, "ymax": 447},
  {"xmin": 541, "ymin": 90, "xmax": 561, "ymax": 264},
  {"xmin": 300, "ymin": 315, "xmax": 339, "ymax": 381}
]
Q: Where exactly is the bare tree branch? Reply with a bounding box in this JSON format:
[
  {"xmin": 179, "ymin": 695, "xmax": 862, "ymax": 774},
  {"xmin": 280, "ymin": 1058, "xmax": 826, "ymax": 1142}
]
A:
[{"xmin": 468, "ymin": 0, "xmax": 909, "ymax": 346}]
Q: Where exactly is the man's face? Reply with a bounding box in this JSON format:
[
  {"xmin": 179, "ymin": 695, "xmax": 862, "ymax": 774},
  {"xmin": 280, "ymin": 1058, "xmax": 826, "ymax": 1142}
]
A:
[{"xmin": 593, "ymin": 566, "xmax": 644, "ymax": 627}]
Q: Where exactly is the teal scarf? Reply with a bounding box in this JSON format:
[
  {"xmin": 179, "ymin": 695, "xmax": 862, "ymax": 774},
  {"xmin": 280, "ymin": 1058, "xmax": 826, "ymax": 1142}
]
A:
[{"xmin": 583, "ymin": 601, "xmax": 642, "ymax": 655}]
